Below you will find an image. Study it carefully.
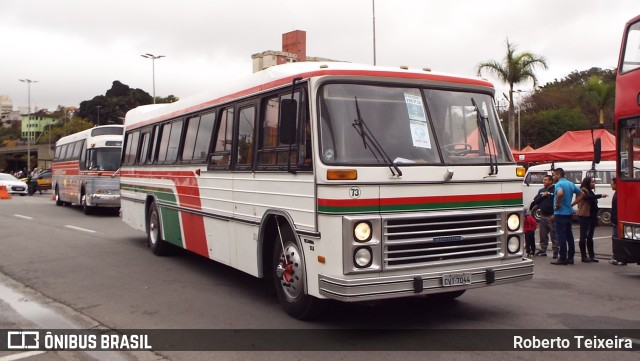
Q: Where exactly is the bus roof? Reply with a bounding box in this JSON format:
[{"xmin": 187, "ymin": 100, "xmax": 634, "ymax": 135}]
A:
[
  {"xmin": 55, "ymin": 125, "xmax": 124, "ymax": 146},
  {"xmin": 124, "ymin": 62, "xmax": 494, "ymax": 130}
]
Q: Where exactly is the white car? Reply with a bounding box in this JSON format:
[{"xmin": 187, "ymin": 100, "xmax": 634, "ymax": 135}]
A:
[{"xmin": 0, "ymin": 173, "xmax": 28, "ymax": 196}]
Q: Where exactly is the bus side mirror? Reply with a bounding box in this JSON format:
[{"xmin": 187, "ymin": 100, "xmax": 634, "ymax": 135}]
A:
[
  {"xmin": 279, "ymin": 99, "xmax": 297, "ymax": 145},
  {"xmin": 593, "ymin": 138, "xmax": 602, "ymax": 164}
]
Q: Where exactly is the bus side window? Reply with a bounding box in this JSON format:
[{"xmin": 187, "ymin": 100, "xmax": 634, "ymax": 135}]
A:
[
  {"xmin": 210, "ymin": 107, "xmax": 234, "ymax": 168},
  {"xmin": 79, "ymin": 141, "xmax": 87, "ymax": 170},
  {"xmin": 148, "ymin": 126, "xmax": 160, "ymax": 164},
  {"xmin": 236, "ymin": 105, "xmax": 255, "ymax": 168},
  {"xmin": 137, "ymin": 132, "xmax": 150, "ymax": 164}
]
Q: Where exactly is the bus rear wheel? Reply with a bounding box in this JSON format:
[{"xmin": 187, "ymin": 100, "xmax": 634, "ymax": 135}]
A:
[
  {"xmin": 272, "ymin": 234, "xmax": 323, "ymax": 320},
  {"xmin": 147, "ymin": 201, "xmax": 169, "ymax": 256}
]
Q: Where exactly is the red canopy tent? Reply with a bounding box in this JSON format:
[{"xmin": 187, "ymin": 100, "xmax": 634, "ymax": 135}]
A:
[{"xmin": 512, "ymin": 129, "xmax": 616, "ymax": 162}]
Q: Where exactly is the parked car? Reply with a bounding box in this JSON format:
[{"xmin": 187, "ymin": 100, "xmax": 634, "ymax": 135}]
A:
[{"xmin": 0, "ymin": 173, "xmax": 28, "ymax": 196}]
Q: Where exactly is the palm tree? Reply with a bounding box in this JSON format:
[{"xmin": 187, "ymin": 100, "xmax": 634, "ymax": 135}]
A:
[
  {"xmin": 580, "ymin": 76, "xmax": 615, "ymax": 127},
  {"xmin": 477, "ymin": 39, "xmax": 548, "ymax": 147}
]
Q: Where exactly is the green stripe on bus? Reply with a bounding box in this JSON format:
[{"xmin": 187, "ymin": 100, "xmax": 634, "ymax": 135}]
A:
[
  {"xmin": 318, "ymin": 198, "xmax": 522, "ymax": 214},
  {"xmin": 121, "ymin": 183, "xmax": 183, "ymax": 248}
]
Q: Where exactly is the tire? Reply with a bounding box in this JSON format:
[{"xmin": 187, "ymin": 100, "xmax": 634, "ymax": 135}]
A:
[
  {"xmin": 272, "ymin": 229, "xmax": 324, "ymax": 320},
  {"xmin": 147, "ymin": 201, "xmax": 170, "ymax": 256},
  {"xmin": 531, "ymin": 205, "xmax": 542, "ymax": 222},
  {"xmin": 81, "ymin": 191, "xmax": 93, "ymax": 215},
  {"xmin": 55, "ymin": 187, "xmax": 63, "ymax": 206},
  {"xmin": 598, "ymin": 209, "xmax": 612, "ymax": 226}
]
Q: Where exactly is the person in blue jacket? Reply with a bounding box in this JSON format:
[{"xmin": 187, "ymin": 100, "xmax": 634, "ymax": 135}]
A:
[{"xmin": 550, "ymin": 168, "xmax": 582, "ymax": 265}]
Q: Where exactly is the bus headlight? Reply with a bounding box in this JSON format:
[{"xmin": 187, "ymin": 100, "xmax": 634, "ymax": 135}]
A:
[
  {"xmin": 354, "ymin": 221, "xmax": 372, "ymax": 242},
  {"xmin": 507, "ymin": 236, "xmax": 520, "ymax": 254},
  {"xmin": 507, "ymin": 213, "xmax": 520, "ymax": 231},
  {"xmin": 354, "ymin": 247, "xmax": 373, "ymax": 268},
  {"xmin": 625, "ymin": 224, "xmax": 640, "ymax": 240}
]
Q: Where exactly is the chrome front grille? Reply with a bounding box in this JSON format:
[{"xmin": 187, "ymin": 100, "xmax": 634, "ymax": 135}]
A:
[{"xmin": 383, "ymin": 211, "xmax": 503, "ymax": 269}]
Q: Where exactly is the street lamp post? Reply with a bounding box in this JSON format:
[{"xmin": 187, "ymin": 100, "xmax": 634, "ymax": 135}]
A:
[
  {"xmin": 141, "ymin": 53, "xmax": 165, "ymax": 104},
  {"xmin": 19, "ymin": 79, "xmax": 38, "ymax": 172}
]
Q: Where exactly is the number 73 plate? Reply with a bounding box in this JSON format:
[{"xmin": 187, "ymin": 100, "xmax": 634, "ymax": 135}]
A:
[{"xmin": 442, "ymin": 272, "xmax": 472, "ymax": 287}]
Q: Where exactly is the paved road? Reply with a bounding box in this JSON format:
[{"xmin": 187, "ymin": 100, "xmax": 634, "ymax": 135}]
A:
[{"xmin": 0, "ymin": 194, "xmax": 637, "ymax": 361}]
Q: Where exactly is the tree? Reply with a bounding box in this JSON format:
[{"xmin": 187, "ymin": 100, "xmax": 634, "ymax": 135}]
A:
[
  {"xmin": 477, "ymin": 38, "xmax": 548, "ymax": 146},
  {"xmin": 77, "ymin": 81, "xmax": 153, "ymax": 125},
  {"xmin": 520, "ymin": 108, "xmax": 589, "ymax": 147},
  {"xmin": 579, "ymin": 75, "xmax": 615, "ymax": 127}
]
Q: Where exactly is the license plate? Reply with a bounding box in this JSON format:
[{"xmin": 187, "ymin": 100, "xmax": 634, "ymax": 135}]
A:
[{"xmin": 442, "ymin": 272, "xmax": 472, "ymax": 287}]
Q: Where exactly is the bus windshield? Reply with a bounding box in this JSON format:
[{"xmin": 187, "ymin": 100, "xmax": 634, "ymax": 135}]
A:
[
  {"xmin": 87, "ymin": 148, "xmax": 121, "ymax": 171},
  {"xmin": 318, "ymin": 84, "xmax": 512, "ymax": 166}
]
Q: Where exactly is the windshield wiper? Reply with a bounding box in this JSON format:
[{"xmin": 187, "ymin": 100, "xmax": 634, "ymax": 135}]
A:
[
  {"xmin": 471, "ymin": 98, "xmax": 497, "ymax": 176},
  {"xmin": 352, "ymin": 97, "xmax": 402, "ymax": 177}
]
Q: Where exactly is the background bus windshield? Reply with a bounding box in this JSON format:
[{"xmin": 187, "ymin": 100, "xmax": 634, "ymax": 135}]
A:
[{"xmin": 87, "ymin": 148, "xmax": 121, "ymax": 171}]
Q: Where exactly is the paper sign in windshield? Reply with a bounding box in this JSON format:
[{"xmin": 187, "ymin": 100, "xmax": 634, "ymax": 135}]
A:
[{"xmin": 404, "ymin": 93, "xmax": 431, "ymax": 148}]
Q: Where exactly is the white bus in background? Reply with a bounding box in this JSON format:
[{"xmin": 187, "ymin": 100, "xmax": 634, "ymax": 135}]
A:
[
  {"xmin": 120, "ymin": 62, "xmax": 533, "ymax": 320},
  {"xmin": 52, "ymin": 125, "xmax": 124, "ymax": 215},
  {"xmin": 522, "ymin": 161, "xmax": 615, "ymax": 225}
]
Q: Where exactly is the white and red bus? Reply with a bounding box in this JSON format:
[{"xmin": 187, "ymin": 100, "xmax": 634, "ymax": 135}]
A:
[
  {"xmin": 613, "ymin": 15, "xmax": 640, "ymax": 264},
  {"xmin": 120, "ymin": 62, "xmax": 533, "ymax": 319},
  {"xmin": 52, "ymin": 125, "xmax": 123, "ymax": 214}
]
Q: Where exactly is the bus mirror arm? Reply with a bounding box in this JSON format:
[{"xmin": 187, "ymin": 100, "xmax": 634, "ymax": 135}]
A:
[{"xmin": 111, "ymin": 168, "xmax": 120, "ymax": 178}]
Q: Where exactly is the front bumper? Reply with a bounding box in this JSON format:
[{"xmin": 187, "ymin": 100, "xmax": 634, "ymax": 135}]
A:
[
  {"xmin": 612, "ymin": 236, "xmax": 640, "ymax": 264},
  {"xmin": 87, "ymin": 194, "xmax": 121, "ymax": 207},
  {"xmin": 319, "ymin": 258, "xmax": 534, "ymax": 302}
]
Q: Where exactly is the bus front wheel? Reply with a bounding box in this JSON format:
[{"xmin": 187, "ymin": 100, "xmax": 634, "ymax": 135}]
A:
[
  {"xmin": 147, "ymin": 202, "xmax": 169, "ymax": 256},
  {"xmin": 272, "ymin": 233, "xmax": 323, "ymax": 320},
  {"xmin": 55, "ymin": 187, "xmax": 63, "ymax": 206}
]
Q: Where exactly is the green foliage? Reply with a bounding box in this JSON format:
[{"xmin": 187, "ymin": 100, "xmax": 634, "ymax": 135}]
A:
[
  {"xmin": 521, "ymin": 108, "xmax": 589, "ymax": 147},
  {"xmin": 518, "ymin": 67, "xmax": 616, "ymax": 148},
  {"xmin": 77, "ymin": 81, "xmax": 153, "ymax": 125},
  {"xmin": 477, "ymin": 38, "xmax": 548, "ymax": 146},
  {"xmin": 36, "ymin": 117, "xmax": 94, "ymax": 145}
]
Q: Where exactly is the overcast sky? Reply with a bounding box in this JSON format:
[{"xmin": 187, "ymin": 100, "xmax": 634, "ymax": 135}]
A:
[{"xmin": 2, "ymin": 0, "xmax": 639, "ymax": 111}]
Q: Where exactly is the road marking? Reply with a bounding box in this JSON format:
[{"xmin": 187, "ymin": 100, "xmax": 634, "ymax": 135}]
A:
[
  {"xmin": 13, "ymin": 214, "xmax": 33, "ymax": 220},
  {"xmin": 65, "ymin": 225, "xmax": 96, "ymax": 234},
  {"xmin": 0, "ymin": 351, "xmax": 47, "ymax": 361}
]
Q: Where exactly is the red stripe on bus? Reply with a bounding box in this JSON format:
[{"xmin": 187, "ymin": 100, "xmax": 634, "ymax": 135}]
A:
[{"xmin": 121, "ymin": 170, "xmax": 209, "ymax": 257}]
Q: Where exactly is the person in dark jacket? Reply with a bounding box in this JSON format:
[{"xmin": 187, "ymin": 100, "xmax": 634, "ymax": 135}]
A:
[
  {"xmin": 531, "ymin": 175, "xmax": 557, "ymax": 258},
  {"xmin": 573, "ymin": 177, "xmax": 607, "ymax": 263},
  {"xmin": 609, "ymin": 177, "xmax": 626, "ymax": 265}
]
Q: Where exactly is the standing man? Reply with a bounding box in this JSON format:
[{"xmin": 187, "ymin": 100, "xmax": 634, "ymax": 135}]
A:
[
  {"xmin": 551, "ymin": 168, "xmax": 581, "ymax": 265},
  {"xmin": 532, "ymin": 175, "xmax": 558, "ymax": 258}
]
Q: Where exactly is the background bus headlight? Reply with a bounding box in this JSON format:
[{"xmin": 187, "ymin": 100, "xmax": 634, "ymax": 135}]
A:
[
  {"xmin": 354, "ymin": 247, "xmax": 373, "ymax": 268},
  {"xmin": 354, "ymin": 221, "xmax": 372, "ymax": 242},
  {"xmin": 507, "ymin": 236, "xmax": 520, "ymax": 254},
  {"xmin": 507, "ymin": 213, "xmax": 520, "ymax": 231}
]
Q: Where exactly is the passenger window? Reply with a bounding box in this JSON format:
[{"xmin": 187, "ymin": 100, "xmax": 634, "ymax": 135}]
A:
[
  {"xmin": 236, "ymin": 106, "xmax": 255, "ymax": 168},
  {"xmin": 124, "ymin": 131, "xmax": 140, "ymax": 165},
  {"xmin": 137, "ymin": 132, "xmax": 150, "ymax": 164},
  {"xmin": 157, "ymin": 123, "xmax": 172, "ymax": 162},
  {"xmin": 165, "ymin": 120, "xmax": 183, "ymax": 163},
  {"xmin": 182, "ymin": 116, "xmax": 200, "ymax": 161},
  {"xmin": 211, "ymin": 107, "xmax": 234, "ymax": 168},
  {"xmin": 258, "ymin": 92, "xmax": 308, "ymax": 169}
]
